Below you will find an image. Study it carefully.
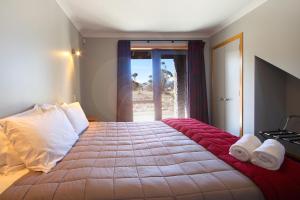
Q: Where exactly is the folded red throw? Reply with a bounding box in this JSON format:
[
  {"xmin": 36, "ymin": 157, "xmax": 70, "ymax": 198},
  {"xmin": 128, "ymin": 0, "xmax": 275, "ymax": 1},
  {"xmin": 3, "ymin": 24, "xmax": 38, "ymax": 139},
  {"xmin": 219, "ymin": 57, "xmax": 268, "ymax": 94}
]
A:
[{"xmin": 163, "ymin": 118, "xmax": 300, "ymax": 200}]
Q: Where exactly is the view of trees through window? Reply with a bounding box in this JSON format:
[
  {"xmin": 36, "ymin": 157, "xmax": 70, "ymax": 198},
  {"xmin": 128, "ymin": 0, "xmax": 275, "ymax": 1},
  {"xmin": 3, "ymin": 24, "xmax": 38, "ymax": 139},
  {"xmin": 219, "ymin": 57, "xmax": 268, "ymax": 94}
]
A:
[{"xmin": 131, "ymin": 59, "xmax": 177, "ymax": 121}]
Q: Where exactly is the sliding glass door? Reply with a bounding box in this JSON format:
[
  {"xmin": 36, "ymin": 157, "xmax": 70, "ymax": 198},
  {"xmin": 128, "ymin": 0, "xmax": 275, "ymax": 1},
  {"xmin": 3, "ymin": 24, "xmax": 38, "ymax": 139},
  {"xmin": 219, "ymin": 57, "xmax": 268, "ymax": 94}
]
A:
[
  {"xmin": 131, "ymin": 52, "xmax": 154, "ymax": 121},
  {"xmin": 131, "ymin": 50, "xmax": 187, "ymax": 121}
]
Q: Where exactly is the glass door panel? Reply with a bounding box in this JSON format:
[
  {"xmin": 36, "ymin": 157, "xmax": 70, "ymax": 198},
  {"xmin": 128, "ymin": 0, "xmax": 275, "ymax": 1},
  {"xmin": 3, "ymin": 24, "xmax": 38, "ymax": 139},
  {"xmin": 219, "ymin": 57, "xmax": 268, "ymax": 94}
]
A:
[
  {"xmin": 131, "ymin": 50, "xmax": 187, "ymax": 121},
  {"xmin": 161, "ymin": 59, "xmax": 177, "ymax": 119},
  {"xmin": 160, "ymin": 54, "xmax": 187, "ymax": 119},
  {"xmin": 131, "ymin": 58, "xmax": 154, "ymax": 121}
]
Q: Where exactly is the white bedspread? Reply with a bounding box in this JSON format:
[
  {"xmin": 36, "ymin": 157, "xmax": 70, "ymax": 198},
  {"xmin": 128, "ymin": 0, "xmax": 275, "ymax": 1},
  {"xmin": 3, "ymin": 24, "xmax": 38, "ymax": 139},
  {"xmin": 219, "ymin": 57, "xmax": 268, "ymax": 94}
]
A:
[{"xmin": 1, "ymin": 122, "xmax": 264, "ymax": 200}]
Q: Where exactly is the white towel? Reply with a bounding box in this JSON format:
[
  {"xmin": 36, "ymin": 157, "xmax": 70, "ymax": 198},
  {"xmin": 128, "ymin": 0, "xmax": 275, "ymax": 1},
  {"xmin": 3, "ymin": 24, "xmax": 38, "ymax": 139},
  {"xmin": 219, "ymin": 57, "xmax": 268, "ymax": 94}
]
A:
[
  {"xmin": 251, "ymin": 139, "xmax": 285, "ymax": 170},
  {"xmin": 229, "ymin": 135, "xmax": 262, "ymax": 161}
]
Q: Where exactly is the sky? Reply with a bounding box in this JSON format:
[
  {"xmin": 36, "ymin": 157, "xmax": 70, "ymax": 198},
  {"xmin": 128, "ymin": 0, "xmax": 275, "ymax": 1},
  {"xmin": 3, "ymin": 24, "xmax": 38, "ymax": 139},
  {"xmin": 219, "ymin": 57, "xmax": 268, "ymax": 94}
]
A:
[{"xmin": 131, "ymin": 59, "xmax": 175, "ymax": 83}]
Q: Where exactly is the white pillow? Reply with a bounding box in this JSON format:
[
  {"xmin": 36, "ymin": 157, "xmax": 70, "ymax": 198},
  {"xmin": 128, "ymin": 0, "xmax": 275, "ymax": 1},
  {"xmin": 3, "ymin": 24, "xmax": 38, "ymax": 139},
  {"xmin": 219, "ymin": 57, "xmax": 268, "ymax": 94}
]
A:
[
  {"xmin": 0, "ymin": 133, "xmax": 24, "ymax": 174},
  {"xmin": 39, "ymin": 103, "xmax": 57, "ymax": 111},
  {"xmin": 0, "ymin": 105, "xmax": 40, "ymax": 174},
  {"xmin": 61, "ymin": 102, "xmax": 89, "ymax": 135},
  {"xmin": 4, "ymin": 108, "xmax": 78, "ymax": 173}
]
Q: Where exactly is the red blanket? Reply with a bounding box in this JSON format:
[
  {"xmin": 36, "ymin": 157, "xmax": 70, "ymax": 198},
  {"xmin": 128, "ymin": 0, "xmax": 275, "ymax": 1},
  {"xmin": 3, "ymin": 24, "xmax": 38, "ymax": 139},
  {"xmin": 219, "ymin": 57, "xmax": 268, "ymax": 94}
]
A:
[{"xmin": 163, "ymin": 118, "xmax": 300, "ymax": 200}]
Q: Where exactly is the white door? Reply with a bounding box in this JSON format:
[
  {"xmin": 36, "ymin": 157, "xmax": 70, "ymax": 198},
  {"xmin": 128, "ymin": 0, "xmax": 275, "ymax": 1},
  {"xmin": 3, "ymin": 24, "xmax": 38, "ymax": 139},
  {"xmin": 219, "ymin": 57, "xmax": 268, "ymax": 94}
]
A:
[
  {"xmin": 212, "ymin": 38, "xmax": 242, "ymax": 136},
  {"xmin": 212, "ymin": 46, "xmax": 226, "ymax": 130}
]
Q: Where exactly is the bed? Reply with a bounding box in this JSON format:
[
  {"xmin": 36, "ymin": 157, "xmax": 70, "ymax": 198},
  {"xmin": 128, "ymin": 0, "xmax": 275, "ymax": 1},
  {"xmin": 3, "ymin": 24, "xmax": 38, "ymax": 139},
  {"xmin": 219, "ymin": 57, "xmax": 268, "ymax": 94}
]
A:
[
  {"xmin": 0, "ymin": 121, "xmax": 264, "ymax": 200},
  {"xmin": 0, "ymin": 168, "xmax": 29, "ymax": 194}
]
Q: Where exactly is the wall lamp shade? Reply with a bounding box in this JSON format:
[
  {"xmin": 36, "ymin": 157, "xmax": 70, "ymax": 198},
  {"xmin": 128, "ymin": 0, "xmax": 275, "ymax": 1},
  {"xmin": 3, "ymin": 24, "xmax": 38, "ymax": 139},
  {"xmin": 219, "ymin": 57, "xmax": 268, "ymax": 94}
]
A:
[{"xmin": 71, "ymin": 48, "xmax": 81, "ymax": 56}]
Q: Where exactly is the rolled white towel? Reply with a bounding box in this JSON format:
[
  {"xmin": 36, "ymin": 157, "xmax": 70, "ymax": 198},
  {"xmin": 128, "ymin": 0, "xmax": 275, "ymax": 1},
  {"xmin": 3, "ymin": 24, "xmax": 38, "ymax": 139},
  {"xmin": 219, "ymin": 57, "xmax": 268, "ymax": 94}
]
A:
[
  {"xmin": 251, "ymin": 139, "xmax": 285, "ymax": 170},
  {"xmin": 229, "ymin": 135, "xmax": 262, "ymax": 161}
]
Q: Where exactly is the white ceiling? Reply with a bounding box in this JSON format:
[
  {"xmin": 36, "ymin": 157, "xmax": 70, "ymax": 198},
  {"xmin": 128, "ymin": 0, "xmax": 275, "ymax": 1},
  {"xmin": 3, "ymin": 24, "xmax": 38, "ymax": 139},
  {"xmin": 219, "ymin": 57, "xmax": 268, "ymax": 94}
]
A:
[{"xmin": 56, "ymin": 0, "xmax": 267, "ymax": 38}]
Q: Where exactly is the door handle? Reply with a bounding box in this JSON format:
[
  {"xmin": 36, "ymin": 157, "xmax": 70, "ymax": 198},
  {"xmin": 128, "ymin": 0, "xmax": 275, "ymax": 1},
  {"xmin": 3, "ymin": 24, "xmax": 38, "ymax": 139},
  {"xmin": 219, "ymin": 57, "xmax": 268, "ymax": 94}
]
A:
[{"xmin": 218, "ymin": 98, "xmax": 232, "ymax": 101}]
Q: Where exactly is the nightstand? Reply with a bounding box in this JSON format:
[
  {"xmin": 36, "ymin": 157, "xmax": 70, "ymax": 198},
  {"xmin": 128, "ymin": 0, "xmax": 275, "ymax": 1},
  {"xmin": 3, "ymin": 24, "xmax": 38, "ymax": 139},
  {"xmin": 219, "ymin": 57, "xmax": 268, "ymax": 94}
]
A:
[{"xmin": 87, "ymin": 116, "xmax": 99, "ymax": 122}]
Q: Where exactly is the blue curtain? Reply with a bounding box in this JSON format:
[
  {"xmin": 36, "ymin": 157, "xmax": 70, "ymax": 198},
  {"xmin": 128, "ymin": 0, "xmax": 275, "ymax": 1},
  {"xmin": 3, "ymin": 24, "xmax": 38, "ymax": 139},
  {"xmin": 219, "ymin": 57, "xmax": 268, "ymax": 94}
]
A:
[{"xmin": 117, "ymin": 40, "xmax": 133, "ymax": 121}]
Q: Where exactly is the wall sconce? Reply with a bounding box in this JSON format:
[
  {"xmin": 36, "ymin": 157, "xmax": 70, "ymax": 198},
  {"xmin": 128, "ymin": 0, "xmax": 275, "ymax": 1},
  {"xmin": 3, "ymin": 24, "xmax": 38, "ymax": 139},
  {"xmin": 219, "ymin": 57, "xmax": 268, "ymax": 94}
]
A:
[{"xmin": 71, "ymin": 48, "xmax": 81, "ymax": 57}]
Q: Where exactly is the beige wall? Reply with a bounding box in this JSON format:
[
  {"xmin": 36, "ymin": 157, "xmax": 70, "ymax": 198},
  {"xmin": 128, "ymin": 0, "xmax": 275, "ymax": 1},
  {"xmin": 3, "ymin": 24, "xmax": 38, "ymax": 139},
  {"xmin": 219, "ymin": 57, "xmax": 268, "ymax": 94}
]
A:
[
  {"xmin": 80, "ymin": 38, "xmax": 118, "ymax": 121},
  {"xmin": 210, "ymin": 0, "xmax": 300, "ymax": 134},
  {"xmin": 0, "ymin": 0, "xmax": 82, "ymax": 117},
  {"xmin": 81, "ymin": 38, "xmax": 211, "ymax": 121}
]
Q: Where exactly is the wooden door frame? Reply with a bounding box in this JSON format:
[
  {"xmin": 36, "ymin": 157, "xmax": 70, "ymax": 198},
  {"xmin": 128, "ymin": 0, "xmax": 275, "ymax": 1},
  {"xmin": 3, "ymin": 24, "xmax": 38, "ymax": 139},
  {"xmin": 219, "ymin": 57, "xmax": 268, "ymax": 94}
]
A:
[{"xmin": 211, "ymin": 32, "xmax": 244, "ymax": 136}]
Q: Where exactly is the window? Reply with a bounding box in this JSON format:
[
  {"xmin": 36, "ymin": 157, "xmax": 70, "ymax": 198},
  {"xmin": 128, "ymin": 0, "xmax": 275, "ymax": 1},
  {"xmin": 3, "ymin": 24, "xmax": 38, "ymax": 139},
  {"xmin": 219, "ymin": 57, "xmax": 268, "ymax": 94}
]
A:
[{"xmin": 131, "ymin": 48, "xmax": 187, "ymax": 121}]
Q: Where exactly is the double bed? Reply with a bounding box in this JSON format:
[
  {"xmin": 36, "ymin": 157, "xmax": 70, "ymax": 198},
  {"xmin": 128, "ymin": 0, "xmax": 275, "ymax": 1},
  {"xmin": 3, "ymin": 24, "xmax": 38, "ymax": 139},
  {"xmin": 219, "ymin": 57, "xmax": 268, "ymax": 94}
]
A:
[{"xmin": 0, "ymin": 121, "xmax": 263, "ymax": 200}]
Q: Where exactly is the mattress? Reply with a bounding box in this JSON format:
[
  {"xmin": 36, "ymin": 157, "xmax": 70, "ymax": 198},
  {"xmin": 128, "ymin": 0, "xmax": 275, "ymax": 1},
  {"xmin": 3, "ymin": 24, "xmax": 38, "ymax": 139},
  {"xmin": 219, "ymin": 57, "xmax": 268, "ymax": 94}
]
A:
[{"xmin": 0, "ymin": 121, "xmax": 264, "ymax": 200}]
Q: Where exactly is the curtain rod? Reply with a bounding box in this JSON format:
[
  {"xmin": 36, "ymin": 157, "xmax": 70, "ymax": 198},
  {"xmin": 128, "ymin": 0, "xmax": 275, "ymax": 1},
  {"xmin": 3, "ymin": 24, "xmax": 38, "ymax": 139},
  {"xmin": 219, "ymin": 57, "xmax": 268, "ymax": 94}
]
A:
[{"xmin": 131, "ymin": 40, "xmax": 188, "ymax": 42}]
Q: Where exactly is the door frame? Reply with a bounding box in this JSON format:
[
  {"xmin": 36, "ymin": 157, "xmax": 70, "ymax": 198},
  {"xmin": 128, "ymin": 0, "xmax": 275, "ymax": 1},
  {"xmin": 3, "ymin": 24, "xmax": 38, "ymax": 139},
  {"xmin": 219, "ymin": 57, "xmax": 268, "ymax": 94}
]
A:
[
  {"xmin": 152, "ymin": 50, "xmax": 187, "ymax": 120},
  {"xmin": 211, "ymin": 32, "xmax": 244, "ymax": 136},
  {"xmin": 130, "ymin": 49, "xmax": 187, "ymax": 121}
]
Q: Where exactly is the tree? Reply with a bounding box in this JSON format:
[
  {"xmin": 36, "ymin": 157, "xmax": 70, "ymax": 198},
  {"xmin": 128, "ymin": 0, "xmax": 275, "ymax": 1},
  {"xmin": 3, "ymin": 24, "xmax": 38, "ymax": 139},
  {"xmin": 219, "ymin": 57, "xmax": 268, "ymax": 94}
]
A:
[
  {"xmin": 145, "ymin": 75, "xmax": 153, "ymax": 91},
  {"xmin": 132, "ymin": 73, "xmax": 138, "ymax": 81},
  {"xmin": 160, "ymin": 62, "xmax": 173, "ymax": 93},
  {"xmin": 148, "ymin": 75, "xmax": 153, "ymax": 84}
]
